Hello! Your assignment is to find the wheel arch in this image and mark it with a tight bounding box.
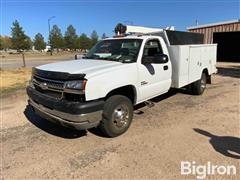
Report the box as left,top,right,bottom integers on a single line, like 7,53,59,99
104,85,137,105
202,68,211,84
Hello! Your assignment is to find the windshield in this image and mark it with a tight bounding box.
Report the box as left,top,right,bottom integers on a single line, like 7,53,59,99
84,39,142,63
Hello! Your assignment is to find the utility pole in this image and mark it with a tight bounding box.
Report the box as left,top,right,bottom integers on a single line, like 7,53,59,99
48,16,55,55
195,20,199,26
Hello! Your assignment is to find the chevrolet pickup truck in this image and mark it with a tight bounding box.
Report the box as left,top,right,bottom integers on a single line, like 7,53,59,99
27,25,217,137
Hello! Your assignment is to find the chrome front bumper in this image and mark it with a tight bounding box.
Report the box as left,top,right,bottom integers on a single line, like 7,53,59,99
29,99,102,130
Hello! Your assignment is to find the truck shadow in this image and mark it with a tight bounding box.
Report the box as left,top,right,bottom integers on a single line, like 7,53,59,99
194,128,240,159
90,89,187,137
24,88,189,139
24,105,87,139
134,88,188,114
217,66,240,78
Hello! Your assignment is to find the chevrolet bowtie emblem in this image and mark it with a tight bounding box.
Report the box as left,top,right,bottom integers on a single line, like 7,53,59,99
39,82,48,90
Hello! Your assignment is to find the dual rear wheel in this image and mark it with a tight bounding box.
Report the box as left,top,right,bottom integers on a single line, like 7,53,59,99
189,73,207,95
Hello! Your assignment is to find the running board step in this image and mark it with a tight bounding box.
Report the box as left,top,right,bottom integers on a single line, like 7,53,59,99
144,100,155,108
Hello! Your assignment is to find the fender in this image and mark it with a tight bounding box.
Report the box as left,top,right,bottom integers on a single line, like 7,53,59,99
85,63,139,101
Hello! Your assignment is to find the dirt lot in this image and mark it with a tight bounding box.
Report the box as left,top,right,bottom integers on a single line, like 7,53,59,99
1,62,239,179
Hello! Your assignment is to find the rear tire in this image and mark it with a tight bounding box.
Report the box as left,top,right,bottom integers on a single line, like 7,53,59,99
99,95,133,137
192,73,207,95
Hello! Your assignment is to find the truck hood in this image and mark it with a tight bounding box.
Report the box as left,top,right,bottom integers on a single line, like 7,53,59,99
36,59,123,78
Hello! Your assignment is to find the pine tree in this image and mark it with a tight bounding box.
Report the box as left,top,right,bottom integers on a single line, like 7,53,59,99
11,20,31,67
49,25,63,52
101,33,107,39
77,33,92,50
33,33,46,50
64,25,78,50
90,30,98,47
11,20,31,50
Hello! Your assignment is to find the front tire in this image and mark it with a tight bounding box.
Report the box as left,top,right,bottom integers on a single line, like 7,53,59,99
192,73,207,95
99,95,133,137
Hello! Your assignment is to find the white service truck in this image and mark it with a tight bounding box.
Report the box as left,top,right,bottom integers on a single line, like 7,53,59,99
27,24,217,137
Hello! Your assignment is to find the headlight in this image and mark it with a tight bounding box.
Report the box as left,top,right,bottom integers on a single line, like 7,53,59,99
64,80,87,90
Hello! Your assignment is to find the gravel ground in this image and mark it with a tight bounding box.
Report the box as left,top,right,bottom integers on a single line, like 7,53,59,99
1,62,239,179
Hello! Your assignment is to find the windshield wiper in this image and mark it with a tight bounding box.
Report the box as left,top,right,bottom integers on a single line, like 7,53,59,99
83,55,122,62
82,54,100,59
82,56,91,59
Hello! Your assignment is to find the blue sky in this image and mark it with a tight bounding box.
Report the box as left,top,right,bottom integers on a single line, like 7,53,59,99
1,0,239,40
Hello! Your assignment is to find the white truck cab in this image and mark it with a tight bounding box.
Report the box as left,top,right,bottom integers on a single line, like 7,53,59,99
27,24,217,137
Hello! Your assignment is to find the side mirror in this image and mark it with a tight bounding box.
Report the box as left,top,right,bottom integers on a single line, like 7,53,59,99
154,54,169,64
142,54,169,64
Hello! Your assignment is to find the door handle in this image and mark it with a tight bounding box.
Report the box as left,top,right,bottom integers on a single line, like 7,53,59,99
163,65,168,70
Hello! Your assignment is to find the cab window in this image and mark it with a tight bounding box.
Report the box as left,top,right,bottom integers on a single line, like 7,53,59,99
143,39,163,57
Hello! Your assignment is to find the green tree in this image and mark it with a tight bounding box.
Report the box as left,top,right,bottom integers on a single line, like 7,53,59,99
0,36,12,50
11,20,31,50
64,25,78,50
11,20,31,67
49,25,63,52
77,33,91,50
25,36,32,48
0,38,2,50
101,33,107,39
90,30,98,47
33,33,46,50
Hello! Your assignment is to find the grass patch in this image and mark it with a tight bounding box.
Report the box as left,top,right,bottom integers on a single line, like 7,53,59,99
1,82,28,94
0,68,32,94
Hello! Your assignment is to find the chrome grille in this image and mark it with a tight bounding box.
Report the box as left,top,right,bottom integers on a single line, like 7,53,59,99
33,75,65,92
32,75,85,101
33,75,65,99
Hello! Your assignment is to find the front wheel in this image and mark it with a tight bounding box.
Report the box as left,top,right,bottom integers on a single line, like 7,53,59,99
99,95,133,137
192,73,207,95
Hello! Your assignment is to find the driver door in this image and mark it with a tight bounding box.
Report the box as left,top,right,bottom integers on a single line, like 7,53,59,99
138,38,172,102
